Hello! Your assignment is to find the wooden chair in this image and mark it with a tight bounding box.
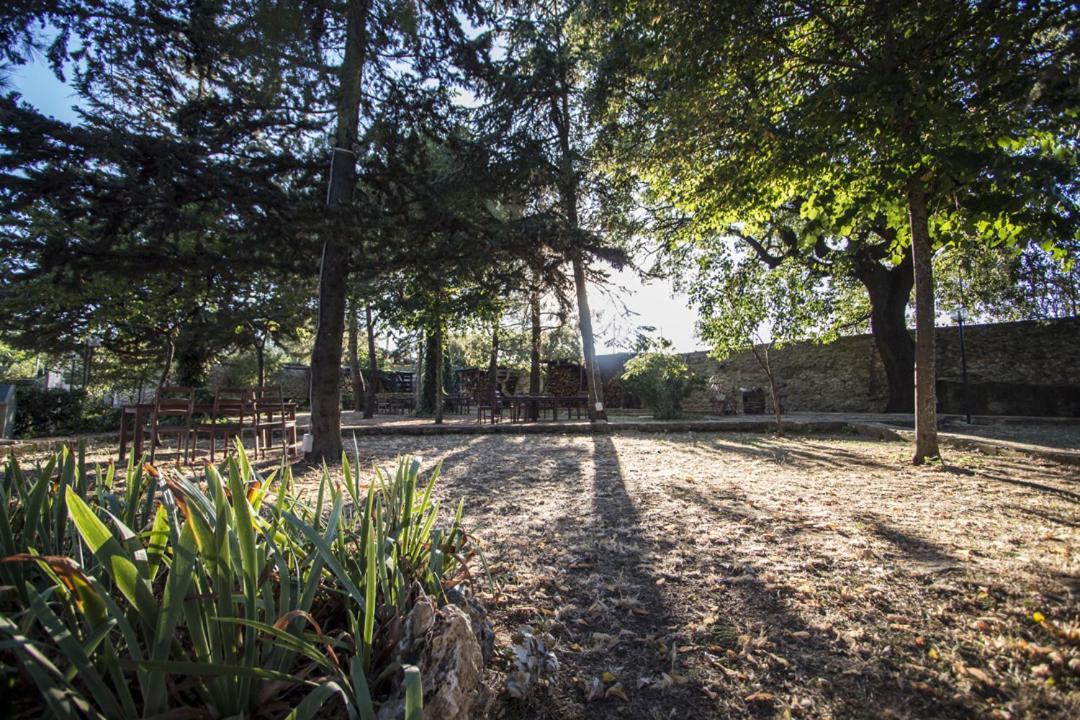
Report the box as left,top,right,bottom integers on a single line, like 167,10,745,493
194,388,253,463
253,385,297,459
149,386,195,464
477,392,504,424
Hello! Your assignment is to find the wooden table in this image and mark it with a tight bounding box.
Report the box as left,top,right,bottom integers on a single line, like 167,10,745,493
118,402,297,462
510,394,589,422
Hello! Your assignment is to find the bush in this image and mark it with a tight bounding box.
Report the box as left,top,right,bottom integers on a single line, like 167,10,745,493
10,384,122,438
11,384,86,438
0,443,478,718
621,346,695,419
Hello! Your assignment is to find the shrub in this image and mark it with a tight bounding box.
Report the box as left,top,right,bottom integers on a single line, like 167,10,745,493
10,384,122,438
0,442,476,719
11,384,86,438
621,346,694,419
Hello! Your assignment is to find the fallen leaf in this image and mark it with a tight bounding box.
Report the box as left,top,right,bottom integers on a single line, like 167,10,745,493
744,691,775,703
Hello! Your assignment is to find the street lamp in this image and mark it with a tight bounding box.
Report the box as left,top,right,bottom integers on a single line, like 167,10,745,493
953,308,971,424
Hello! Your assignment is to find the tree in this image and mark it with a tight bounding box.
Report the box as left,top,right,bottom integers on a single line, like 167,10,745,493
653,204,918,411
366,123,561,423
621,338,693,420
1,1,326,393
306,0,491,457
595,0,1080,462
478,0,630,421
694,259,834,437
936,240,1080,322
309,0,369,460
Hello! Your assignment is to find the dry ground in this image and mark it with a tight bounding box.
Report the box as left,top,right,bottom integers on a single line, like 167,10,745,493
16,430,1078,718
298,431,1080,720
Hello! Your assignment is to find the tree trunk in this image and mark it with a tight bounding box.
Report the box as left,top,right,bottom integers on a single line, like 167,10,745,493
487,325,499,408
552,82,606,421
855,249,916,413
907,177,941,463
157,339,175,391
572,256,606,420
434,310,444,425
529,286,542,395
753,343,784,437
348,303,363,412
256,342,266,388
420,329,438,415
308,0,369,462
364,302,377,418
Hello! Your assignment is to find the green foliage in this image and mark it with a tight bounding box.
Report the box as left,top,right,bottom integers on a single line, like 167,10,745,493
0,442,477,718
10,383,122,439
936,241,1080,322
621,340,694,419
598,0,1078,250
11,385,83,438
0,342,39,379
693,259,835,362
593,0,1080,352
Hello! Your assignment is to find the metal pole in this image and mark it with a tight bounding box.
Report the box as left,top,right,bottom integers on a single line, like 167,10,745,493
957,315,971,424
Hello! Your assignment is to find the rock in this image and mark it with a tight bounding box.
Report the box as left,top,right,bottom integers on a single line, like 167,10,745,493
420,604,485,720
404,594,437,655
375,698,405,720
446,586,495,665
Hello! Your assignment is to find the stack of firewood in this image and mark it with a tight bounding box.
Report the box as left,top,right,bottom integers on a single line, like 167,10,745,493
545,362,583,396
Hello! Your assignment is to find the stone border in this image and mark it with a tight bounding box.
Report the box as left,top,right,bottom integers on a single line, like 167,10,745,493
1,431,116,458
336,418,855,436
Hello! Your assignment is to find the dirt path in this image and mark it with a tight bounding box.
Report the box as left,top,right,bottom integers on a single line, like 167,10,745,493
294,431,1079,720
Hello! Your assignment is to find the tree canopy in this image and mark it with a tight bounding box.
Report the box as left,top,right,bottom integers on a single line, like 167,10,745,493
0,0,1076,463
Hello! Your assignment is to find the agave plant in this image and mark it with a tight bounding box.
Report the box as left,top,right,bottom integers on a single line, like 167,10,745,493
0,440,469,720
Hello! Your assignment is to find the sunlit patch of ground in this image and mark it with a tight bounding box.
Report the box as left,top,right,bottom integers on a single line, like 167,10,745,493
292,431,1079,720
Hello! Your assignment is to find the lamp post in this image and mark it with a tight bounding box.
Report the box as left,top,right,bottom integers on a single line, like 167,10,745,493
953,309,971,424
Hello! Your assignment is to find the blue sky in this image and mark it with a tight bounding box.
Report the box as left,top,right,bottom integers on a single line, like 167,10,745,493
9,59,705,354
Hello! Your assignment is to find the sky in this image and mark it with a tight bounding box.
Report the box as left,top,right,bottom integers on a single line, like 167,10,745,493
9,61,706,354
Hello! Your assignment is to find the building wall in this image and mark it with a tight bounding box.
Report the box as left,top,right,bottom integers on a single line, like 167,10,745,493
598,317,1080,415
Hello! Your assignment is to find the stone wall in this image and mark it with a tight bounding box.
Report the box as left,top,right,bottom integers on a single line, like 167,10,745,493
597,317,1080,416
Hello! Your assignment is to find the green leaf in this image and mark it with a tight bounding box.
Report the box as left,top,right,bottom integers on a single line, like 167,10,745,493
65,487,158,627
403,664,423,720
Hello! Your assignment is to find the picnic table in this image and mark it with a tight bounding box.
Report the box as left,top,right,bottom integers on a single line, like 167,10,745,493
118,401,297,462
509,394,589,422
